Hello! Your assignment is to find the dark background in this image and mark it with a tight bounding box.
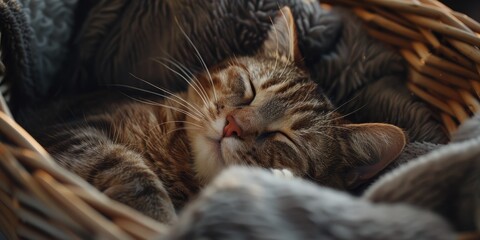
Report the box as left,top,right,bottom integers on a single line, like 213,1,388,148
442,0,480,21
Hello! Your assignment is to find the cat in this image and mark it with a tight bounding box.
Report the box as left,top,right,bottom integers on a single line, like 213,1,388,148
22,7,406,224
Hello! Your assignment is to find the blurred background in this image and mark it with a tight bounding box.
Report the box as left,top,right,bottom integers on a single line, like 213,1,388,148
442,0,480,21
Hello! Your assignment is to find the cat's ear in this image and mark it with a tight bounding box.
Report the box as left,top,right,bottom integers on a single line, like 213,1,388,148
343,123,406,189
262,7,303,65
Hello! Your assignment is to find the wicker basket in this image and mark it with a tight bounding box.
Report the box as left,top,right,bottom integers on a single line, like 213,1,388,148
1,0,480,239
324,0,480,137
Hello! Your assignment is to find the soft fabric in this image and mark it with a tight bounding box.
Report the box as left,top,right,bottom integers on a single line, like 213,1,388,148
0,0,36,108
56,0,335,93
162,167,455,240
18,0,78,94
0,0,79,111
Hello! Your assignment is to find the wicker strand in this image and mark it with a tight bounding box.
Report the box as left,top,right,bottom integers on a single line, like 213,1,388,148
0,112,53,164
355,8,426,41
325,0,480,132
4,143,168,239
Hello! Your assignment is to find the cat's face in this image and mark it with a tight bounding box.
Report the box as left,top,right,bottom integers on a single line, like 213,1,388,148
186,53,330,181
184,7,405,189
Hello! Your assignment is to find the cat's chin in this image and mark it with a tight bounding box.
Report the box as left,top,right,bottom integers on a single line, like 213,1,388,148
191,134,228,183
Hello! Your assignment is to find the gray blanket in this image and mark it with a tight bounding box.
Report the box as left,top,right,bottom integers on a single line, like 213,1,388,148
0,0,78,111
0,0,37,109
161,115,480,239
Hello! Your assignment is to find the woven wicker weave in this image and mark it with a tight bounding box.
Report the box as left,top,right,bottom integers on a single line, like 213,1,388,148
324,0,480,137
1,0,480,239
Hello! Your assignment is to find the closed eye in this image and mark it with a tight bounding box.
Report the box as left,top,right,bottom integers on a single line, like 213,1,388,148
247,78,256,105
230,71,256,107
257,131,276,141
257,131,300,154
239,78,255,106
257,131,293,143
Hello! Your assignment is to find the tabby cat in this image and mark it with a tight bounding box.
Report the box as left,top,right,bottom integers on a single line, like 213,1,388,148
25,8,405,223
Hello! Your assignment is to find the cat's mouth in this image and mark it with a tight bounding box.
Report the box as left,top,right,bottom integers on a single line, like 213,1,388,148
206,135,241,166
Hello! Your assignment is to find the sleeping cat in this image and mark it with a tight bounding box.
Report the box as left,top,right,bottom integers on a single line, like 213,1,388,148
22,7,406,223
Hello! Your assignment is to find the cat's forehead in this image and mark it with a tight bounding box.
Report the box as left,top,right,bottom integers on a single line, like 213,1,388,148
237,55,293,79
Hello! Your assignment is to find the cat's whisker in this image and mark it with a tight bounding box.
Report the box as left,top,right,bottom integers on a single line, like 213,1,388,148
324,103,367,124
190,77,212,105
152,57,193,84
156,53,212,105
155,120,204,130
112,83,205,120
323,94,362,119
158,57,191,79
174,17,218,102
150,59,211,109
127,75,206,119
154,57,212,106
126,95,202,121
165,127,201,136
169,58,211,104
141,98,202,122
191,77,214,107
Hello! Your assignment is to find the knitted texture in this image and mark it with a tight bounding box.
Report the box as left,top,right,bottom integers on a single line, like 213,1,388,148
18,0,78,96
0,0,36,109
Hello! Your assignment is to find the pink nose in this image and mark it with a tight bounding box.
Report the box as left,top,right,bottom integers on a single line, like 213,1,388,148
223,114,242,137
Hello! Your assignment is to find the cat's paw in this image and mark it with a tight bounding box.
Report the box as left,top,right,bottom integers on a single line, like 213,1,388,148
104,182,177,224
270,169,294,179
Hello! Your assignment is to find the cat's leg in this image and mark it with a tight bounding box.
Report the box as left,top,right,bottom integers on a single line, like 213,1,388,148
46,127,177,224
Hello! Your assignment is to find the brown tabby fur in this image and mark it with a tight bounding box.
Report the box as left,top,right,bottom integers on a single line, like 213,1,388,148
25,8,405,223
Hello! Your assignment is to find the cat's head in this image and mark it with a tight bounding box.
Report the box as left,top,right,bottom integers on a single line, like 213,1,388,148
184,7,406,189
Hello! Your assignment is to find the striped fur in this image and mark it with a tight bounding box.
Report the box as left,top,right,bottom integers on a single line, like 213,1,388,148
26,8,406,223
